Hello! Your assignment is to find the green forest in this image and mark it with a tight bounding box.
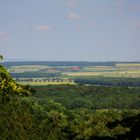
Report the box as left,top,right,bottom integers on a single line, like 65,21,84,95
74,77,140,87
0,58,140,140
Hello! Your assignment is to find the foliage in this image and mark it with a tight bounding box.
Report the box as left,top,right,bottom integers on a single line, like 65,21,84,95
0,55,3,60
0,59,140,139
32,85,140,109
74,77,140,87
10,72,61,78
0,63,31,97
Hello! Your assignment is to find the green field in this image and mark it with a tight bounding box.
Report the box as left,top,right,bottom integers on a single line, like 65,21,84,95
63,70,140,78
116,63,140,68
8,65,50,73
19,81,76,86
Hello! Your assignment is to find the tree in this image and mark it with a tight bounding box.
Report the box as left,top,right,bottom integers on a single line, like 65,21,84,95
0,56,31,100
0,55,3,60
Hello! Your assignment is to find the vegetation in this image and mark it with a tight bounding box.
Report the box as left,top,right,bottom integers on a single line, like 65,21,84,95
11,72,61,78
32,85,140,109
74,77,140,87
0,58,140,139
18,81,75,86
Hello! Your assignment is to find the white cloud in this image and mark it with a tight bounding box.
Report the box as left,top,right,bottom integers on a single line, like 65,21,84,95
34,25,51,31
66,13,79,19
66,2,78,8
0,32,8,40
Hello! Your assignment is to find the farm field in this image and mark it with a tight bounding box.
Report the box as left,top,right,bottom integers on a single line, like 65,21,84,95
8,65,50,73
63,70,140,78
116,63,140,68
19,81,75,86
2,61,140,86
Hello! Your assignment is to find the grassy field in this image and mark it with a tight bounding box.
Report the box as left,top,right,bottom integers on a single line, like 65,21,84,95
63,70,140,78
62,72,102,76
8,65,50,73
116,63,140,68
19,81,76,86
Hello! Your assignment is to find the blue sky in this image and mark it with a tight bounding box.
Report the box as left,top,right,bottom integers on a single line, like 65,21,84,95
0,0,140,61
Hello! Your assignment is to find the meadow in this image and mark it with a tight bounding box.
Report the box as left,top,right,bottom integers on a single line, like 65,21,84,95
63,70,140,78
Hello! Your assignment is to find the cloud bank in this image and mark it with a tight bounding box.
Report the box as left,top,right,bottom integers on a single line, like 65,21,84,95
66,13,79,19
34,25,51,31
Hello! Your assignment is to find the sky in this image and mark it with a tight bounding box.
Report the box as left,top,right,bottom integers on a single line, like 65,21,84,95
0,0,140,61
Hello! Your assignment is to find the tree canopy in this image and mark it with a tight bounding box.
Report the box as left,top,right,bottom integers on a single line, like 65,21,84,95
0,57,140,140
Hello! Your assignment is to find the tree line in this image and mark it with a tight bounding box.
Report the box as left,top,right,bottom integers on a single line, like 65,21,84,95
74,77,140,87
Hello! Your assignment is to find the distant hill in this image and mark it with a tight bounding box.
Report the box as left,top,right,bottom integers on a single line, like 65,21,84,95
1,58,30,62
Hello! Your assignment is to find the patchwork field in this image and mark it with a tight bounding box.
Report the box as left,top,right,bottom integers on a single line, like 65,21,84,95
3,62,140,85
